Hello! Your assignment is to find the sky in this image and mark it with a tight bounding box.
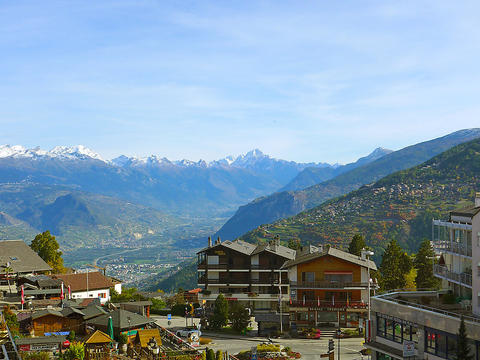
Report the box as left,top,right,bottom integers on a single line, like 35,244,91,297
1,1,479,164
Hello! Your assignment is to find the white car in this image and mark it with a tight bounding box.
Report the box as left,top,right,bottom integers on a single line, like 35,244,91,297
176,328,202,340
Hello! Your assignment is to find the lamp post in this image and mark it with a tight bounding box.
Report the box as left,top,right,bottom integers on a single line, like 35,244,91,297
361,249,374,321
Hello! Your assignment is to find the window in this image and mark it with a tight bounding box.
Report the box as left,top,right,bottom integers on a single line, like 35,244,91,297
385,319,394,340
302,272,315,283
324,273,353,283
425,327,458,359
377,316,385,337
377,313,418,344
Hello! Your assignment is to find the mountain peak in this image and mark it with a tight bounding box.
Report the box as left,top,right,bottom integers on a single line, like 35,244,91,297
0,144,103,161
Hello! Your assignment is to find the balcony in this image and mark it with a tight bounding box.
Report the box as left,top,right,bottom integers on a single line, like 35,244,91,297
198,292,290,302
434,264,472,287
197,263,228,270
432,241,472,257
290,281,370,289
290,300,367,309
198,277,250,285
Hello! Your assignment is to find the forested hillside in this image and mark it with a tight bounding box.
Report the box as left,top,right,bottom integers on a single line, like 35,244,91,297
239,137,480,259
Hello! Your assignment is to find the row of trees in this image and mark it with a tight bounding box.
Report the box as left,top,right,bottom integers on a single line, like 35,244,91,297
347,234,439,291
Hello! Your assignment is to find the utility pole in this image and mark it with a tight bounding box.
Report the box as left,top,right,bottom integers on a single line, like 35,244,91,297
279,272,283,334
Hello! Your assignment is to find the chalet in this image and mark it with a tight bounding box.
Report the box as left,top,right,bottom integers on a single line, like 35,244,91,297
197,237,294,315
53,271,118,304
0,240,52,294
282,245,377,329
86,309,154,337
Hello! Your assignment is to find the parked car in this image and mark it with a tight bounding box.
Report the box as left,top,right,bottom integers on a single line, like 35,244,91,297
175,328,202,340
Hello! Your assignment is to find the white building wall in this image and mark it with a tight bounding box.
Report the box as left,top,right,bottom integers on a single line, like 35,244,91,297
472,212,480,315
288,266,297,283
114,283,122,295
70,288,110,304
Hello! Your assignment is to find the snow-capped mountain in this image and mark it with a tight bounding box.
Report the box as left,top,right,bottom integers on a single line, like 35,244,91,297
0,144,103,161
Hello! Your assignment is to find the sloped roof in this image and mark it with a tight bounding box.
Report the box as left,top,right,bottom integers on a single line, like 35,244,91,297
53,272,114,292
32,308,64,320
21,274,61,288
450,206,480,218
135,328,162,347
82,304,108,320
61,307,85,317
86,309,153,329
197,239,256,255
282,246,377,270
251,242,296,259
0,240,52,273
85,330,112,344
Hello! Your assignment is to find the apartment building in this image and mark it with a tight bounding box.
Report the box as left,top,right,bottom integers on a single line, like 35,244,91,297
197,237,294,315
282,245,376,330
366,193,480,359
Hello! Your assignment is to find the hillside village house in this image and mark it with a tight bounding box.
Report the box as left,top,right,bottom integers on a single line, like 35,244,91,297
0,240,52,294
197,236,378,334
283,245,376,330
197,237,293,319
366,192,480,359
53,271,120,304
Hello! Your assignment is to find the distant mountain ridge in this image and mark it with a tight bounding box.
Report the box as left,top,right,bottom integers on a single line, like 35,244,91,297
281,147,393,192
215,129,480,241
239,136,480,258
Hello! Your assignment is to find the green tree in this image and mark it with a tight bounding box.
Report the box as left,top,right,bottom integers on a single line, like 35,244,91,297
209,294,229,330
229,301,250,332
287,238,301,250
30,231,65,273
414,239,440,289
456,316,474,360
348,234,366,256
61,341,85,360
2,305,19,336
379,239,413,290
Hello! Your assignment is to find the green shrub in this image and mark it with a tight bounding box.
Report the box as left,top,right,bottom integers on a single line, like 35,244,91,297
216,350,223,360
257,344,280,352
67,330,75,341
442,292,457,304
206,348,215,360
118,333,129,345
22,352,49,360
61,341,85,360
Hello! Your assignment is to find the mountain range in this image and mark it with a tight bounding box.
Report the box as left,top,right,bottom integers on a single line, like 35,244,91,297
239,136,480,260
0,146,340,249
215,129,480,241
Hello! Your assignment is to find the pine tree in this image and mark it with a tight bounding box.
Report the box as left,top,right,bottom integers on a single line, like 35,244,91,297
209,294,229,330
30,230,65,273
379,239,412,290
414,239,440,289
229,301,250,332
457,316,474,360
348,234,366,256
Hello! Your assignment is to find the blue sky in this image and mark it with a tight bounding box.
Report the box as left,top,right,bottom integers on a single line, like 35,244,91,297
1,1,479,163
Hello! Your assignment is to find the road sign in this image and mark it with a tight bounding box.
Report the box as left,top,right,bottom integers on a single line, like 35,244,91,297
403,340,415,357
167,314,172,320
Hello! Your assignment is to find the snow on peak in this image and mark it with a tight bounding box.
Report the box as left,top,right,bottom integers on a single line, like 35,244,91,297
0,144,104,161
49,145,104,160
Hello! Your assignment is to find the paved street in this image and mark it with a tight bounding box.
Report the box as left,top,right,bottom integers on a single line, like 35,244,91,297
152,316,367,360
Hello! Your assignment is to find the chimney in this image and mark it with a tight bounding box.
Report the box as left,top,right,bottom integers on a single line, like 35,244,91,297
476,192,480,208
208,236,212,248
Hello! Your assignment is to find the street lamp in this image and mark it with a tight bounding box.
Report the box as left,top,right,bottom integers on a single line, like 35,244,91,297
361,249,374,321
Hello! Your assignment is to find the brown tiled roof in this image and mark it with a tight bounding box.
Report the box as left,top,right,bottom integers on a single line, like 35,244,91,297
53,272,113,292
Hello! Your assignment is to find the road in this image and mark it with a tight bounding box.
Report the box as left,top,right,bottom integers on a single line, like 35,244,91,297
152,316,367,360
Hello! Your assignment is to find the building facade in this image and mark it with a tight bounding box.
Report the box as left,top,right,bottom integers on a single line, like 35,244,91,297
283,245,376,329
197,238,294,316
